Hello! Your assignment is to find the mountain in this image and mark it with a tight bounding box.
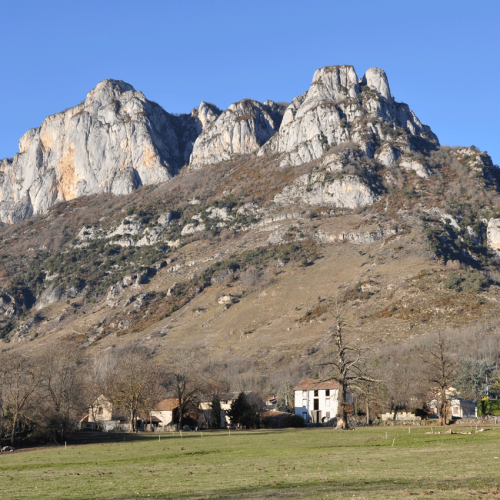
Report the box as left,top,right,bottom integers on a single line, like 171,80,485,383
0,80,199,224
1,64,500,371
0,65,438,224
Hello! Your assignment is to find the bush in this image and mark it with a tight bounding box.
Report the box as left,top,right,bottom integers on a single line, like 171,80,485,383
444,270,488,293
477,400,500,416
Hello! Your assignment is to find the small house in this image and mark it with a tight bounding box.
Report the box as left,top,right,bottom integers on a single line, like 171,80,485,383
83,394,130,431
294,379,353,423
428,395,477,419
150,398,179,428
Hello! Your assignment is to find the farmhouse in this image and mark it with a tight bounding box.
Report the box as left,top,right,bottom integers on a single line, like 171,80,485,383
150,398,179,427
294,380,353,423
81,394,130,431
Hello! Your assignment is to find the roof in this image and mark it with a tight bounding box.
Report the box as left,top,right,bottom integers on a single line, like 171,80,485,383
154,398,179,411
294,379,339,391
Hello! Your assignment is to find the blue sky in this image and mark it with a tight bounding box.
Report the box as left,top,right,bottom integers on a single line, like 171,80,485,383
1,0,499,165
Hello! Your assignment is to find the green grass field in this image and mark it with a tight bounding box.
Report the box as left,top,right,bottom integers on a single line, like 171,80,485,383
1,426,499,499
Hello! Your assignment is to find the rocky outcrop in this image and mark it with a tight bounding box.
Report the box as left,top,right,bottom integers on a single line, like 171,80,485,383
0,80,200,224
189,99,284,168
36,283,79,310
259,65,438,167
316,227,397,245
274,172,378,209
487,218,500,255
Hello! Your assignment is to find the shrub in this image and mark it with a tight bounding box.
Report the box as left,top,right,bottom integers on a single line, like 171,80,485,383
444,271,488,293
477,400,500,416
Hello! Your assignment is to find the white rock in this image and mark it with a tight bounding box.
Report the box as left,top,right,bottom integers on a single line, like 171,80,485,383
0,80,199,223
487,218,500,255
181,222,206,235
189,99,283,168
376,144,400,167
399,157,430,178
274,172,378,209
259,65,438,167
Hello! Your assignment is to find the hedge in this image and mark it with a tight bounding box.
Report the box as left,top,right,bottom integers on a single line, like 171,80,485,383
477,400,500,416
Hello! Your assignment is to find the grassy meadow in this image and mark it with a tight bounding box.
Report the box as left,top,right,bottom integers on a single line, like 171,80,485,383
1,426,500,499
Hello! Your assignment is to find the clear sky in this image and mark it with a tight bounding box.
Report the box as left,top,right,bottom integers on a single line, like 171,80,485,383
0,0,499,165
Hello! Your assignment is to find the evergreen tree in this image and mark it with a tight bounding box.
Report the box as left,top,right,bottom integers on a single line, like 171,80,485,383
454,359,497,401
209,395,222,429
227,392,251,426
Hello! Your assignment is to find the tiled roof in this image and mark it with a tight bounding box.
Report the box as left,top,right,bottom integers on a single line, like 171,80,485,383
294,379,339,391
154,398,179,411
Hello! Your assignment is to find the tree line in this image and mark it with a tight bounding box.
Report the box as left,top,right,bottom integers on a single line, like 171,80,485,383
1,309,499,445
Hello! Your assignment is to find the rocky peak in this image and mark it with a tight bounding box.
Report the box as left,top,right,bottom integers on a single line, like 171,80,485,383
85,79,136,107
189,98,284,169
361,67,392,101
195,101,222,132
0,79,195,224
259,64,438,167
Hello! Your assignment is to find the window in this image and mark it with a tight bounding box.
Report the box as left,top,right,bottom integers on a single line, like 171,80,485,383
303,399,307,407
302,412,308,421
98,407,103,415
302,390,307,398
326,412,330,419
325,398,330,407
325,389,330,397
314,390,318,397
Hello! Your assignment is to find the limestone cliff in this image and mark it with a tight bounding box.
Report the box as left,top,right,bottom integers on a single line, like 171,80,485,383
189,99,284,168
258,65,439,167
0,80,198,223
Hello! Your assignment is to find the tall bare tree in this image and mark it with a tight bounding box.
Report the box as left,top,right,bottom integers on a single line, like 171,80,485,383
321,301,377,430
421,332,456,426
0,353,41,444
163,351,202,430
36,343,84,441
108,346,160,432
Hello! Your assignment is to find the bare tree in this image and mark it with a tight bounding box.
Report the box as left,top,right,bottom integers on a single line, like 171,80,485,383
321,301,377,430
421,332,456,426
35,343,85,441
163,351,203,431
198,367,230,429
276,381,294,413
108,346,160,432
84,350,118,402
356,371,386,425
0,353,41,444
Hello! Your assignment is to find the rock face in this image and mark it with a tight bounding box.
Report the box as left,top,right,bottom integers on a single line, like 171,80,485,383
487,219,500,255
0,65,440,224
189,99,284,168
274,172,378,209
259,65,438,167
0,80,200,224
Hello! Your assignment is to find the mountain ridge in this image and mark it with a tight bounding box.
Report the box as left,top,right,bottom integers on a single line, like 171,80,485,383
0,65,441,224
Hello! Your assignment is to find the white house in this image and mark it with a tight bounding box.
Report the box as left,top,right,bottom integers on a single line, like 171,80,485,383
428,395,477,419
294,380,353,423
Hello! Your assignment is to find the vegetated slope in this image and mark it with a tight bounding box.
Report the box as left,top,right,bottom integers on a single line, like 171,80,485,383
1,140,500,369
1,64,500,369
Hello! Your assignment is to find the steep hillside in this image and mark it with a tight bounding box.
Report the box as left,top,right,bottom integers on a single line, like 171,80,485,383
1,64,500,372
